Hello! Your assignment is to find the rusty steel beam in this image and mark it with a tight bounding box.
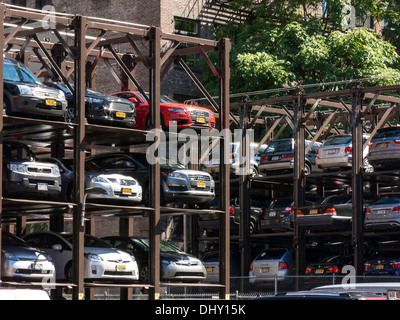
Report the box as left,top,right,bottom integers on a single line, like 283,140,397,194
148,27,161,301
72,15,87,301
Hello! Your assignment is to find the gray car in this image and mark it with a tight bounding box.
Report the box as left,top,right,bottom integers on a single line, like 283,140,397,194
1,231,55,282
316,134,373,172
367,127,400,170
258,139,321,175
4,58,67,119
364,193,400,230
249,248,295,287
3,141,61,199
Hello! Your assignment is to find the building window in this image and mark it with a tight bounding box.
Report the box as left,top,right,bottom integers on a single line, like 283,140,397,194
11,0,27,6
174,17,199,36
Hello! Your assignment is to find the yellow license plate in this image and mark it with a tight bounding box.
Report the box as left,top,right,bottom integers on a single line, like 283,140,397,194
122,188,132,195
261,267,269,273
206,267,213,272
310,209,318,214
376,264,384,269
116,264,126,271
196,117,206,123
116,111,126,118
315,269,324,274
380,143,388,148
197,182,206,188
46,99,57,106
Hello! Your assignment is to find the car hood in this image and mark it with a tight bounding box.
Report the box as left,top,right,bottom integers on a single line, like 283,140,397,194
84,247,132,260
3,245,49,261
161,103,212,113
160,251,201,263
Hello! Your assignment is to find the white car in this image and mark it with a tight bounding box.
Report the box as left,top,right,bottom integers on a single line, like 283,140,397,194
23,232,139,282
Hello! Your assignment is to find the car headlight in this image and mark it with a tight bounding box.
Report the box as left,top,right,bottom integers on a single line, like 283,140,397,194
58,90,65,101
17,85,33,96
168,172,187,180
8,163,28,173
53,166,60,175
84,253,103,261
168,108,186,114
1,250,19,261
130,255,136,262
162,259,177,265
88,175,108,183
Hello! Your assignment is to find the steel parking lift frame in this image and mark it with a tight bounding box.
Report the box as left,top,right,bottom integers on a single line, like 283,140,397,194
225,81,400,289
0,3,231,300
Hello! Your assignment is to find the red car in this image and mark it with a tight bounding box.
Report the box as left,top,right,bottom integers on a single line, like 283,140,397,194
111,91,216,130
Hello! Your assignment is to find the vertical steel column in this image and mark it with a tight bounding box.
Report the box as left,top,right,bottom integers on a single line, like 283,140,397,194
351,89,364,276
293,91,306,290
72,15,87,301
239,104,251,292
218,38,231,300
120,217,134,300
148,27,161,300
0,4,5,284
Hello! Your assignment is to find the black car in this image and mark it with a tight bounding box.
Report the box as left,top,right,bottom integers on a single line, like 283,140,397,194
4,58,67,119
364,248,400,278
85,152,215,207
230,197,269,234
3,141,61,199
44,81,135,127
259,197,314,231
102,236,206,283
305,254,354,289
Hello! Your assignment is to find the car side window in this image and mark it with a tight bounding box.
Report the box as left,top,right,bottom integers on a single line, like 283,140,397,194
46,234,69,251
25,235,45,248
94,156,136,170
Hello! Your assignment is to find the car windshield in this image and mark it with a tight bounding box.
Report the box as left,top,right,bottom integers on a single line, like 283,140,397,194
131,238,183,253
61,234,114,248
132,153,185,169
4,60,42,85
264,140,292,153
371,195,400,205
271,198,293,207
322,136,352,146
374,129,400,139
370,249,400,260
2,232,30,247
4,142,36,161
256,249,287,260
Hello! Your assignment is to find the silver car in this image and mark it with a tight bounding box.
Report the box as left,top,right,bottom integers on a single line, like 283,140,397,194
1,231,55,282
367,127,400,170
23,232,139,282
364,193,400,230
249,248,295,287
316,134,372,172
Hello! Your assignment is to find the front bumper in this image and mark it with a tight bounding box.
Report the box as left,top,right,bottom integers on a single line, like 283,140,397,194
87,182,142,203
13,95,67,117
1,259,55,281
84,259,139,281
162,261,206,282
5,172,61,196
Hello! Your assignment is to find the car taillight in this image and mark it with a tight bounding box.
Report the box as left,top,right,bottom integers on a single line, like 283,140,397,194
365,208,372,215
230,153,236,159
285,207,294,214
364,263,371,271
229,206,235,214
345,147,352,153
393,206,400,214
250,263,253,271
391,262,400,269
278,262,290,270
324,208,337,215
393,140,400,145
282,153,293,159
297,210,303,216
305,267,312,274
316,149,319,155
260,155,267,162
327,266,340,274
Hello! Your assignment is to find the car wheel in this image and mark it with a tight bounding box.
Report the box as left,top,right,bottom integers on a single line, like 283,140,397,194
3,97,13,116
304,163,311,175
143,184,165,207
250,166,259,177
139,265,149,283
64,106,75,123
363,158,374,173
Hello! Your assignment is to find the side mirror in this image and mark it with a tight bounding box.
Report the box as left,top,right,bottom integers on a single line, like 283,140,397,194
52,244,63,251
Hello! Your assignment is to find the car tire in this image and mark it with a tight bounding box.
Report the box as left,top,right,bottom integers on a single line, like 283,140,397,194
363,158,374,173
139,265,149,283
304,163,311,175
251,166,259,177
64,106,75,123
3,96,14,116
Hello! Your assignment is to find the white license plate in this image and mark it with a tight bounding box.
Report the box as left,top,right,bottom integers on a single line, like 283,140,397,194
376,209,388,215
38,183,48,191
271,156,280,161
269,211,276,217
326,149,338,155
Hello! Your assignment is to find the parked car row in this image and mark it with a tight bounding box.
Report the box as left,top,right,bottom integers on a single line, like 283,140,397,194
1,230,207,284
1,140,216,207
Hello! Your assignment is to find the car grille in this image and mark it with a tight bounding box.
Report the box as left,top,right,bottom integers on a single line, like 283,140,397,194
29,179,55,186
15,269,51,274
188,174,211,191
32,89,60,100
174,272,205,277
111,102,133,112
104,271,135,276
189,109,210,124
187,174,211,181
27,167,53,174
107,178,136,186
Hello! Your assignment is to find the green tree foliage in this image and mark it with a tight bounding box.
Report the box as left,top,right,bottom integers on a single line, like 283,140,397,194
201,0,400,95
